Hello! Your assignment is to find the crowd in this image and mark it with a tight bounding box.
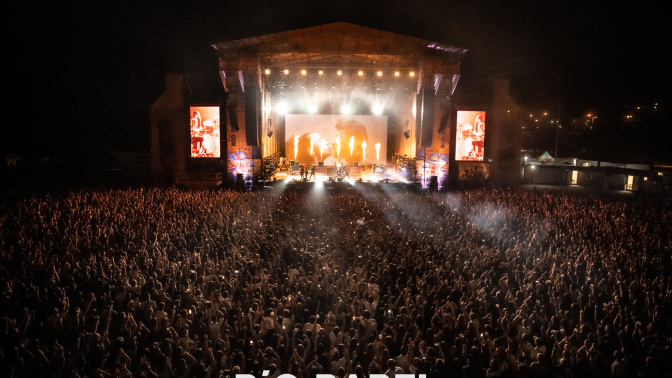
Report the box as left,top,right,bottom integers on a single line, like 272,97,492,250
0,186,670,377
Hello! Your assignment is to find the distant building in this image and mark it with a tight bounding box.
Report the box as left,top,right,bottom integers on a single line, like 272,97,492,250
521,156,672,195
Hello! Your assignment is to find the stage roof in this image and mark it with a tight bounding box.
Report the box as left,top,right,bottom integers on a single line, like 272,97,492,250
212,22,467,97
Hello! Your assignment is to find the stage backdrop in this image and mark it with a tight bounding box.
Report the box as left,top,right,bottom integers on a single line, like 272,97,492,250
455,110,485,161
285,114,388,166
189,106,221,158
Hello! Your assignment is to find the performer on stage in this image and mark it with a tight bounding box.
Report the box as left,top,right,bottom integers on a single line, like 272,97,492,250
335,160,349,180
191,111,204,155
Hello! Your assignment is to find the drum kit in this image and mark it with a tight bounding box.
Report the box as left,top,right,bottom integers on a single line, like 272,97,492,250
334,158,349,181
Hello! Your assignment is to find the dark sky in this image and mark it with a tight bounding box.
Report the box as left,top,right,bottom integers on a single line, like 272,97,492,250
4,1,668,156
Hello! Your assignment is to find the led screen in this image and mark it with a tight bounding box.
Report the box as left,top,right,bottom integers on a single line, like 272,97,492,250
285,115,388,166
455,110,485,161
190,106,220,158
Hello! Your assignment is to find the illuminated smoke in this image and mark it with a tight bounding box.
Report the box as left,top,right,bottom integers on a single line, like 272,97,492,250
294,135,299,160
362,140,367,162
349,136,355,156
310,134,315,156
336,135,340,158
375,142,380,161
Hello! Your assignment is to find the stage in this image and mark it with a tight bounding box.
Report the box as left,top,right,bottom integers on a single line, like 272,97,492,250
225,161,445,192
257,176,425,193
272,163,390,182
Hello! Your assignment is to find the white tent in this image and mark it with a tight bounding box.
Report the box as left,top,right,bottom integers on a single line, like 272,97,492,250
537,151,554,164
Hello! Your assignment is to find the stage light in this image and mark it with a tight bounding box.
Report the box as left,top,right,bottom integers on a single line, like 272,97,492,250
340,103,353,114
394,71,400,77
337,70,342,76
377,71,383,77
404,131,410,139
276,102,289,114
409,71,415,77
307,103,318,114
301,69,307,75
372,101,384,115
265,69,271,75
358,71,363,76
284,69,289,75
318,70,323,75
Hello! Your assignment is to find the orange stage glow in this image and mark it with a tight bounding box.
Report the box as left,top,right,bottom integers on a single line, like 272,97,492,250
375,142,380,161
335,135,341,158
320,138,327,159
284,114,388,165
361,140,367,162
309,134,315,156
294,135,299,160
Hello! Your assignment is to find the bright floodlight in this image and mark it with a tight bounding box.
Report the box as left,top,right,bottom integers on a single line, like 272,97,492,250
265,69,271,75
372,101,384,115
276,102,289,115
340,103,353,114
284,69,289,75
312,178,325,194
301,69,307,75
337,70,342,76
307,103,318,114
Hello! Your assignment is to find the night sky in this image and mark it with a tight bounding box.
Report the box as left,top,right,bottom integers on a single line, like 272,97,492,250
4,1,669,159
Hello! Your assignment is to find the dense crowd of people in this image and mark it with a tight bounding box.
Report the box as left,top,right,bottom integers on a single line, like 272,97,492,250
0,186,670,377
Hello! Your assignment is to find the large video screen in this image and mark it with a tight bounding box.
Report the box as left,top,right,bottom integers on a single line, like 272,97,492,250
190,106,220,158
455,110,485,161
285,114,388,166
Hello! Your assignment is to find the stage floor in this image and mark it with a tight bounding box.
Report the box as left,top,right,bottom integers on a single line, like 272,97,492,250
272,165,394,183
